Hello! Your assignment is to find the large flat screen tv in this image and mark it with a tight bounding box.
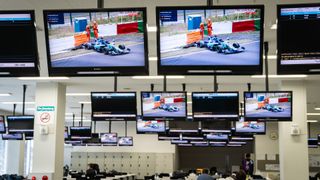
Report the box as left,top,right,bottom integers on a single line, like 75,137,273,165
141,92,187,120
118,136,133,146
308,138,318,148
192,92,239,120
0,11,39,77
244,91,292,121
91,92,137,121
0,116,5,133
235,121,266,134
100,133,118,146
7,116,34,133
136,119,166,134
70,126,92,140
277,4,320,74
25,132,34,140
2,133,23,140
43,8,148,76
157,5,264,75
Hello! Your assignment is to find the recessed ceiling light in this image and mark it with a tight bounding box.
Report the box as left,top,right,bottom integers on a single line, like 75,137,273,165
132,76,185,80
251,75,307,78
315,108,320,111
307,113,320,116
18,77,69,80
2,101,35,105
0,93,12,96
78,101,91,104
307,120,318,123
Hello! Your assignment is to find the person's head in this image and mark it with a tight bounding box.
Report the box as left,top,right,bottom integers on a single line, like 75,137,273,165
202,169,209,174
210,167,217,174
245,153,251,160
236,170,247,180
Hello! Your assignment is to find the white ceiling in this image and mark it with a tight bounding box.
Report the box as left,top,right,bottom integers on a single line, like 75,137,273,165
0,0,319,123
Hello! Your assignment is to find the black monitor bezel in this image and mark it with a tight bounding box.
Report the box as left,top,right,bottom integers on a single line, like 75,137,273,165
118,136,133,146
277,3,320,75
91,92,137,121
234,121,266,135
192,91,239,121
136,119,166,134
156,5,264,75
6,115,34,133
0,10,39,77
100,132,118,145
243,91,293,121
70,126,92,140
140,91,188,120
0,115,6,133
43,8,149,77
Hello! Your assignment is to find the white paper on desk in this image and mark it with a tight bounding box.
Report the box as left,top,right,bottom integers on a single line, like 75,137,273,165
265,164,279,171
256,154,266,160
267,154,276,161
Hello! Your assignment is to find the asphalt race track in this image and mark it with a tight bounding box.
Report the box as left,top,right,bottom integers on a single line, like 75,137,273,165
144,103,186,117
52,44,145,67
161,41,260,66
246,102,291,118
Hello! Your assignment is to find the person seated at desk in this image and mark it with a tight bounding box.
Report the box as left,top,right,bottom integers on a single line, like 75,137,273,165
197,169,214,180
86,163,97,179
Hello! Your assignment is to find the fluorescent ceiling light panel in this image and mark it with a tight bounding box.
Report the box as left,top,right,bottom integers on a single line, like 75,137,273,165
2,101,35,105
132,76,185,79
66,93,90,96
251,75,307,78
0,93,11,96
18,77,69,80
315,108,320,111
307,113,320,116
78,101,91,104
307,120,318,123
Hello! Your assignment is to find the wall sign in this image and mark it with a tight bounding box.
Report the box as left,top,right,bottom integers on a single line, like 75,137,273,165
36,106,55,125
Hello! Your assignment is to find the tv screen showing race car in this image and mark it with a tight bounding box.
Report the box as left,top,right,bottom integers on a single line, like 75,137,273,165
244,91,292,121
43,8,148,76
91,92,137,121
0,116,5,133
141,92,187,120
100,133,118,145
278,4,320,74
235,121,266,134
0,11,39,77
118,136,133,146
136,119,166,134
192,92,239,120
157,6,264,75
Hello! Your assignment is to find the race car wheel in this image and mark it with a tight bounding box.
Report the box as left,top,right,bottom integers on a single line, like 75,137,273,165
119,45,126,50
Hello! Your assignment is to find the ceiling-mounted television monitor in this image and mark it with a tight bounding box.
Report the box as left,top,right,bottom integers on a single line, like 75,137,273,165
136,119,166,134
158,134,180,141
235,121,266,135
0,11,39,77
91,92,137,121
100,133,117,146
209,142,227,147
70,126,92,140
0,116,5,133
43,8,148,76
7,116,34,133
118,136,133,146
244,91,293,121
141,92,187,120
171,140,189,144
191,141,209,147
205,133,229,141
308,138,318,148
192,92,239,120
2,133,23,140
157,5,264,75
25,132,33,140
277,4,320,74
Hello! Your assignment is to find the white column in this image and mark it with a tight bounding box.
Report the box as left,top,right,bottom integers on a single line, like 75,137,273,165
5,141,25,175
279,81,309,180
31,83,66,179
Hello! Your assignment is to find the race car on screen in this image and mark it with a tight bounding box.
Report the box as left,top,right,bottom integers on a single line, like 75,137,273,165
242,122,261,129
143,121,160,129
262,104,284,112
159,104,180,112
216,40,245,54
197,35,224,51
82,38,131,56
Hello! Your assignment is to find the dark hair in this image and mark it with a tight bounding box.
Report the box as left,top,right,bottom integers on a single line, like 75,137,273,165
245,153,251,158
203,169,209,174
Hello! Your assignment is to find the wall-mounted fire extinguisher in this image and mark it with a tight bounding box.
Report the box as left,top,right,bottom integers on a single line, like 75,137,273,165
31,176,36,180
42,175,48,180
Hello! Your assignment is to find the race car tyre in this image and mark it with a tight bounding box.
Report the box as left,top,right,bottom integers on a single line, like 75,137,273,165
119,45,125,50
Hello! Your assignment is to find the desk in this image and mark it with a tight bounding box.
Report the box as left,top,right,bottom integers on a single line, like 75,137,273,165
102,174,136,180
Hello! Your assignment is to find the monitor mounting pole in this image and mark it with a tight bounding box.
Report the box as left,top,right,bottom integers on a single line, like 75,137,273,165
97,0,104,8
151,83,154,92
163,75,167,91
114,75,118,92
207,0,213,6
182,83,186,92
72,113,75,127
22,84,27,116
264,41,269,92
125,121,128,137
109,121,112,133
13,104,17,116
80,103,84,126
214,75,218,92
93,121,97,133
240,102,244,117
247,83,251,92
